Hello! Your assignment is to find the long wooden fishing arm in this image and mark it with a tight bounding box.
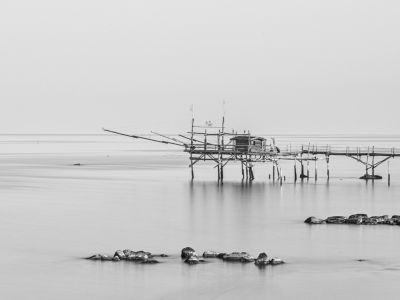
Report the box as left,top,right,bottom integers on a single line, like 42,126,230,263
103,128,185,147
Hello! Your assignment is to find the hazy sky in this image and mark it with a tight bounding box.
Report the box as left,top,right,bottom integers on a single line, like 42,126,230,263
1,0,399,134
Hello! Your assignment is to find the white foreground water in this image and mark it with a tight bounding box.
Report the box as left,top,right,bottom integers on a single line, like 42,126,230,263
1,134,400,299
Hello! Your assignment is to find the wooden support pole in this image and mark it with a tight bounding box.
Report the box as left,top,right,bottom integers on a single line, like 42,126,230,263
190,115,194,180
326,155,330,180
372,146,375,178
294,160,297,182
314,158,318,181
388,160,391,186
273,163,276,181
220,162,224,183
307,143,310,180
241,161,244,180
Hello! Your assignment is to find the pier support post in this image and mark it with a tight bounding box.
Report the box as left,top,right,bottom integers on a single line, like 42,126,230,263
388,160,391,186
241,161,244,180
326,156,330,180
273,164,276,181
249,167,254,181
221,164,224,183
314,159,317,181
294,160,297,182
300,161,305,180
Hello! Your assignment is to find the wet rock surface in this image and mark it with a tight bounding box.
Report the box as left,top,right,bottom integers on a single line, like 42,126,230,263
181,247,196,259
304,216,325,224
305,214,400,225
222,252,255,263
86,249,161,264
254,253,285,266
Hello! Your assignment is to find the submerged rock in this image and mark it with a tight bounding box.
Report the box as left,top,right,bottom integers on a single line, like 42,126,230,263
223,252,255,263
114,250,126,260
362,217,378,225
202,250,221,258
141,258,160,264
268,258,285,265
348,214,368,219
217,253,227,259
254,253,269,266
325,216,347,224
181,247,196,259
346,216,364,224
185,256,200,265
304,216,325,224
359,174,383,180
86,254,113,261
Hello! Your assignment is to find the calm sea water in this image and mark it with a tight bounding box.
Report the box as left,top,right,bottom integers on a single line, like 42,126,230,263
1,134,400,299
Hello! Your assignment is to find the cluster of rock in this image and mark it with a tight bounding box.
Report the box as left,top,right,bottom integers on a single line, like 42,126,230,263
86,247,285,267
181,247,284,266
305,214,400,225
86,249,167,264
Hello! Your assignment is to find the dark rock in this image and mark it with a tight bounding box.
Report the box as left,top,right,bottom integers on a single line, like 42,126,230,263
345,216,364,224
184,255,204,265
223,252,255,263
268,258,285,265
141,258,160,264
359,174,383,180
86,254,103,260
348,214,368,219
86,254,114,261
254,252,269,266
217,253,227,259
325,216,347,224
304,216,325,224
370,216,389,224
112,256,120,262
181,247,196,259
114,250,126,260
362,217,378,225
202,250,220,258
156,254,168,258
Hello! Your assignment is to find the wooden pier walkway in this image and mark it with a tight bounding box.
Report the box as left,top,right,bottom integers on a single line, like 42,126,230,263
104,117,400,185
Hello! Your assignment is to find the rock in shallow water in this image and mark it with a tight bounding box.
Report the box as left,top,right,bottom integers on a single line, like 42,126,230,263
269,258,285,265
86,254,114,261
181,247,196,259
222,252,255,263
254,253,269,266
202,250,220,258
325,216,347,224
254,253,285,266
304,216,325,224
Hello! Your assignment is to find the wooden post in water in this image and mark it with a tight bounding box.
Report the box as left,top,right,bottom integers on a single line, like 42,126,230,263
326,155,330,180
273,163,276,181
190,114,194,180
372,146,375,178
294,159,297,182
241,159,245,180
314,158,318,181
388,160,391,186
307,143,310,180
220,117,225,183
366,147,370,176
